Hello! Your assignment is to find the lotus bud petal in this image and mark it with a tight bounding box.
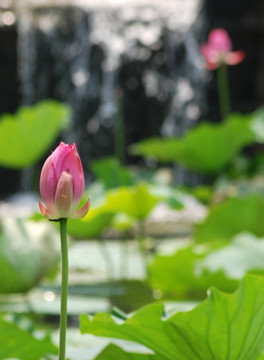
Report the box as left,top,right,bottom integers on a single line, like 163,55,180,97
39,142,90,220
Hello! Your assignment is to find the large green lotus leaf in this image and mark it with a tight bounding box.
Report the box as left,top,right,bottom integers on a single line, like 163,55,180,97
91,157,135,189
103,184,162,220
166,274,264,360
131,114,254,174
0,100,70,168
198,232,264,278
95,343,162,360
0,218,59,293
80,274,264,360
0,318,57,359
149,243,238,300
81,303,179,359
195,195,264,243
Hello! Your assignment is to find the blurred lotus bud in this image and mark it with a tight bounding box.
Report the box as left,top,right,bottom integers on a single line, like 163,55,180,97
200,28,245,70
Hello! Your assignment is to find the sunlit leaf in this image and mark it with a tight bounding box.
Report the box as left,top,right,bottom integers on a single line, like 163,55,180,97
104,184,160,220
0,100,70,168
0,318,57,360
80,275,264,360
257,355,264,360
132,114,254,174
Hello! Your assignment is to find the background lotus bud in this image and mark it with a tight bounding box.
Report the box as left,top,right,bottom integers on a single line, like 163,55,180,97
39,142,90,220
200,28,245,70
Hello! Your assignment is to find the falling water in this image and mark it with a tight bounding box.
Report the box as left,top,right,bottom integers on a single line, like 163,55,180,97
14,0,206,184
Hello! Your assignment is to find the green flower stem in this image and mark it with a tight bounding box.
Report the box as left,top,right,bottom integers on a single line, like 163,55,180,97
217,63,231,120
59,218,68,360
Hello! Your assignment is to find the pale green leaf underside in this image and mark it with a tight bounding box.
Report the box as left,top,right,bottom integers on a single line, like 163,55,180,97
198,232,264,278
0,218,59,293
81,274,264,360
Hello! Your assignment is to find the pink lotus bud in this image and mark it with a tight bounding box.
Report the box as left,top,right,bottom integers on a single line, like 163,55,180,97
200,28,245,70
39,142,90,220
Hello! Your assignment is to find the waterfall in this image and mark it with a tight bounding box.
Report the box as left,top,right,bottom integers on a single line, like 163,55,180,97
14,0,205,184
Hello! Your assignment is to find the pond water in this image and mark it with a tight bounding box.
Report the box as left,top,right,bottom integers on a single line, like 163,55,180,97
0,236,197,359
0,188,205,357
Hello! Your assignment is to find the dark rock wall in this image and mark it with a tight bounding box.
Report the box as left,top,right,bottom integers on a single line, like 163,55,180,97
0,22,20,113
0,20,21,196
